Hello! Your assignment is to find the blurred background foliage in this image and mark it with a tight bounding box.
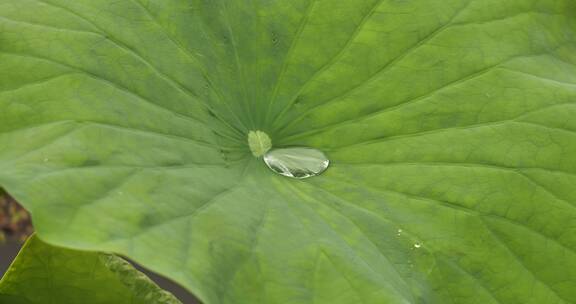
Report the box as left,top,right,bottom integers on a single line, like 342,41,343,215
0,190,33,243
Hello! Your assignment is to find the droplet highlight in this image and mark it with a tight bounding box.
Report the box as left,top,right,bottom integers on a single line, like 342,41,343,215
263,147,329,179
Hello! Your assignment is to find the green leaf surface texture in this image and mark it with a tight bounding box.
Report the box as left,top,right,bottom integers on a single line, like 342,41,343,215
0,235,181,304
0,0,575,303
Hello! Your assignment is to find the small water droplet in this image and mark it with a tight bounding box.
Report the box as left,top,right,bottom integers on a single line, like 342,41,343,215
413,243,421,249
397,229,403,236
264,147,329,179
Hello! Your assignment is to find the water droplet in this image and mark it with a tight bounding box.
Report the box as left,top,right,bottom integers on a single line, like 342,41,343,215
397,229,403,236
413,243,421,249
264,147,329,179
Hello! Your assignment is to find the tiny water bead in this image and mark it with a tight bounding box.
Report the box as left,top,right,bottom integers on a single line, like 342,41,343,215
247,130,330,179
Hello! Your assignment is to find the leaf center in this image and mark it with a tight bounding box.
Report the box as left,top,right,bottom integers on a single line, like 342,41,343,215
248,130,272,157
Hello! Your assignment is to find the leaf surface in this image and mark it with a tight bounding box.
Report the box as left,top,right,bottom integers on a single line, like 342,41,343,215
0,0,575,303
0,235,181,304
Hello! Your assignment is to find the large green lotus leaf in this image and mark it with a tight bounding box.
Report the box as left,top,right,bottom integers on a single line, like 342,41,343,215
0,235,181,303
0,0,575,303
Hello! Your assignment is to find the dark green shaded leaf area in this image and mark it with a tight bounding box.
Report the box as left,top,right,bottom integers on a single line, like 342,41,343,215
0,235,181,304
0,0,575,303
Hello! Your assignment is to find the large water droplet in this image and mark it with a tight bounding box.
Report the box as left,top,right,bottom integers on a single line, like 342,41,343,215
263,147,329,179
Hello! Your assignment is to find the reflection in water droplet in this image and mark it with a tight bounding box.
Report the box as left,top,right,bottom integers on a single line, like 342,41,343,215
413,243,421,248
263,147,329,179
